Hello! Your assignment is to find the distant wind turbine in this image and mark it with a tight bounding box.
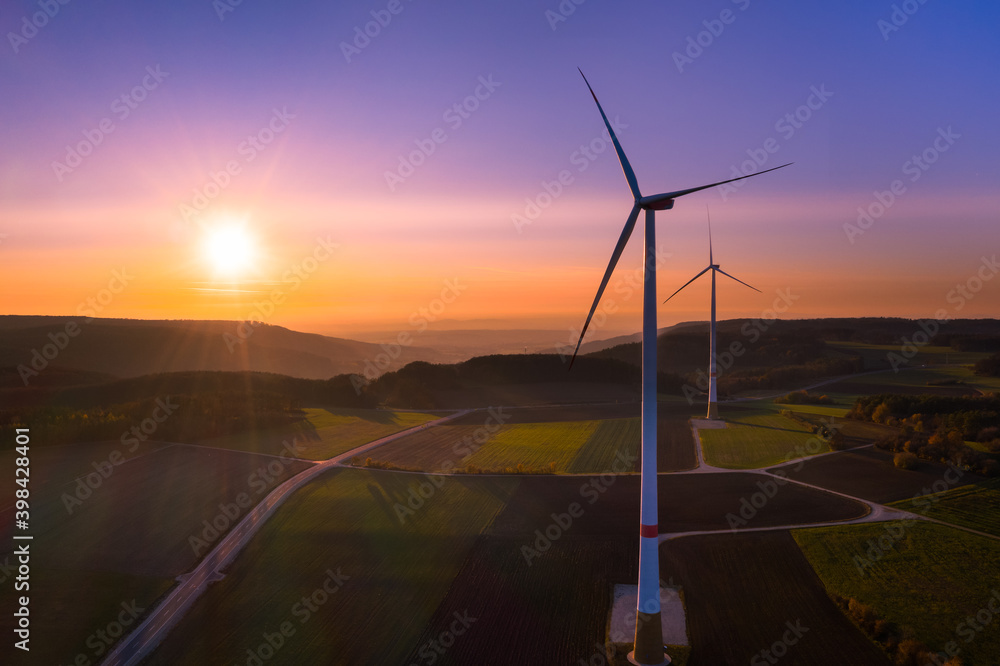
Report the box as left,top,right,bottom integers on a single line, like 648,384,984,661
569,69,790,666
664,210,760,420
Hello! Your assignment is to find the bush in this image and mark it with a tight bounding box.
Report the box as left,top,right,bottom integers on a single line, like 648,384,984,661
974,352,1000,377
894,452,919,470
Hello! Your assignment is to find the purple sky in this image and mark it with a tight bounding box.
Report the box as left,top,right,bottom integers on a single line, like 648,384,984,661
2,0,998,334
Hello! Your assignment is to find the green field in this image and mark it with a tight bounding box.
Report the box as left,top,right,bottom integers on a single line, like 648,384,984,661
825,341,987,370
794,521,1000,666
463,420,599,471
759,400,851,418
828,364,995,392
567,417,641,473
699,407,825,469
454,417,643,473
890,478,1000,538
196,407,439,459
144,468,518,665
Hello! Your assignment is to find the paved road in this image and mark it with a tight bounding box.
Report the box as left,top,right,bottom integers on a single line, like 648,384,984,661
101,409,472,666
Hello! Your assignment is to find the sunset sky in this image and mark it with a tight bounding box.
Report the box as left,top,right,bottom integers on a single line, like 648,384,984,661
2,0,998,340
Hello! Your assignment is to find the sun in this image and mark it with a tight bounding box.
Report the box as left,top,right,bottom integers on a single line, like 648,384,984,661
202,223,256,277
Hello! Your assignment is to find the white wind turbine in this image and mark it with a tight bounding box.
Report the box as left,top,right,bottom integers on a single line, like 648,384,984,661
568,69,789,666
663,210,760,420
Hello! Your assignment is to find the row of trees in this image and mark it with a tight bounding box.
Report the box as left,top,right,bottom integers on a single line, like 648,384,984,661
0,391,300,447
850,393,1000,476
832,594,963,666
872,427,998,477
849,394,1000,441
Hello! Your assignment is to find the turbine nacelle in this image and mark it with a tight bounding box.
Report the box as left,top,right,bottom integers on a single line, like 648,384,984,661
638,195,675,210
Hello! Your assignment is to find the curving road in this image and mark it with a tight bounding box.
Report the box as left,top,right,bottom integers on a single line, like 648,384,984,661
100,409,472,666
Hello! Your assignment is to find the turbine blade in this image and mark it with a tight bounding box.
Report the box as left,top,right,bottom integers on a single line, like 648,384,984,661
568,204,641,369
662,266,712,304
707,206,713,265
661,162,793,200
716,268,761,293
578,69,641,200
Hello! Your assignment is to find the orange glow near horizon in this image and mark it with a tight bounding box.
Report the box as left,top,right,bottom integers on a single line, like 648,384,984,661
3,189,999,338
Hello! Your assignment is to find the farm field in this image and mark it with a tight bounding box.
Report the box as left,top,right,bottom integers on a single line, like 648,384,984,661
660,531,889,665
756,397,852,418
657,403,699,472
430,381,641,408
0,442,311,666
825,341,986,370
144,468,518,665
445,402,640,425
139,468,868,665
194,406,439,459
794,521,1000,666
398,534,641,665
821,364,992,398
770,447,965,504
462,420,601,471
698,406,823,469
485,473,867,538
889,478,1000,538
362,402,695,473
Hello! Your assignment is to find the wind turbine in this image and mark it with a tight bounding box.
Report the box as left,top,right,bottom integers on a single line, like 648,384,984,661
569,70,789,666
664,210,760,420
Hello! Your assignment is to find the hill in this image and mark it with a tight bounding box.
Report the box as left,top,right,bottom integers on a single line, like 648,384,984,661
591,317,1000,396
0,315,446,383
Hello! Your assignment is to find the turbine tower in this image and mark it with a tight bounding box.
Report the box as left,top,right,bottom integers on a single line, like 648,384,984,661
568,70,789,666
664,210,760,420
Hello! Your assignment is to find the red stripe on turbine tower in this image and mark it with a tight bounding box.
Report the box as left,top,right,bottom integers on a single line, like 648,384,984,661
639,524,658,539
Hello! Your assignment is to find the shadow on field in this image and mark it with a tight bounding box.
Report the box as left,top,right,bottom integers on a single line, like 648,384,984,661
660,531,890,665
